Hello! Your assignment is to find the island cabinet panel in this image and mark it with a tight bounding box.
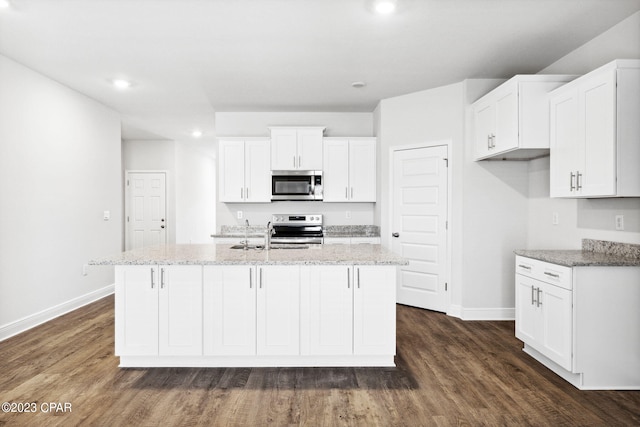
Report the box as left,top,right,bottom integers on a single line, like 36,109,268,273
115,265,203,357
203,266,257,356
115,266,159,356
256,266,301,355
300,266,353,355
158,266,203,356
353,266,396,355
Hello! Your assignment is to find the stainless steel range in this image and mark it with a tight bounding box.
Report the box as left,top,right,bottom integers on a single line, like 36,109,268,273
270,214,323,244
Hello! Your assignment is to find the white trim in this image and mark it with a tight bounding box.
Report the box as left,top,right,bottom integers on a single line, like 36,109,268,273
119,355,395,368
456,307,515,321
388,140,453,313
0,285,114,342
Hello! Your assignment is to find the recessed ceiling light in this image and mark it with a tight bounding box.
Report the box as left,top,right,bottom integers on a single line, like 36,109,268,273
374,0,396,14
112,79,132,90
352,81,367,88
191,130,203,138
0,0,11,9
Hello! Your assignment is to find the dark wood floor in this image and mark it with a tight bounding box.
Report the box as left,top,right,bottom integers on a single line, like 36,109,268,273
1,296,638,426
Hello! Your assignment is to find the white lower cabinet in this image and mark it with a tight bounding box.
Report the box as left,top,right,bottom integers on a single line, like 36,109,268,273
115,265,203,356
515,274,572,370
256,266,300,355
203,265,256,356
301,266,353,355
353,266,396,355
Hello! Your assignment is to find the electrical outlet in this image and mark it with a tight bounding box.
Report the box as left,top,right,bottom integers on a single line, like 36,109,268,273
345,211,351,219
615,214,624,230
237,210,243,219
552,212,559,225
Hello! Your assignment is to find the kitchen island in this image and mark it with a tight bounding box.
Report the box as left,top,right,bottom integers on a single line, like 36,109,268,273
91,244,407,368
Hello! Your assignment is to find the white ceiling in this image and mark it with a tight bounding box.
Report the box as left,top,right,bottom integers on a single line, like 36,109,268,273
1,0,639,141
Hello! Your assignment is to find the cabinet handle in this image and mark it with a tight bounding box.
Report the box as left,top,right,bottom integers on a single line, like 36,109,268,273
518,264,531,270
246,187,249,199
357,268,360,289
531,285,536,305
576,171,582,190
569,172,576,191
347,267,350,289
543,271,560,278
249,268,252,289
536,288,543,307
351,187,354,198
298,155,301,168
259,268,263,289
160,268,166,289
487,135,491,150
491,134,496,148
151,268,155,289
240,187,243,199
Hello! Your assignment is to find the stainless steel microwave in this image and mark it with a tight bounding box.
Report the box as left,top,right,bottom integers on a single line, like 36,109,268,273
271,171,323,201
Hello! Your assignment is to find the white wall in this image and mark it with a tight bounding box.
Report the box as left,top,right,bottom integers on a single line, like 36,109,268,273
528,10,640,248
0,54,121,339
214,112,375,228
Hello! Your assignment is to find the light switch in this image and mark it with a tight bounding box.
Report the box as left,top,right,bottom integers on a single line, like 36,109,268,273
103,210,110,221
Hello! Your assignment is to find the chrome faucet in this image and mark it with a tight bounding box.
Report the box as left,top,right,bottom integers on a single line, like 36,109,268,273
265,221,273,250
244,219,250,250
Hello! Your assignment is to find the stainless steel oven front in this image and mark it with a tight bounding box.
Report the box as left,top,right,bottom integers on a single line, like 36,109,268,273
271,170,323,201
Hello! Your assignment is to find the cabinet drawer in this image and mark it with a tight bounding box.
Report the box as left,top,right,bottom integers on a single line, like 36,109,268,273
516,256,572,290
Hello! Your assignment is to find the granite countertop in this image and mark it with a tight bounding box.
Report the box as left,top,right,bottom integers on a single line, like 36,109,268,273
515,239,640,267
89,243,408,266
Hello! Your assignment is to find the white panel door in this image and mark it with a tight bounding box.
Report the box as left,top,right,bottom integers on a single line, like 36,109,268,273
203,266,256,356
158,265,203,356
244,139,271,202
392,145,448,312
549,90,580,197
219,140,245,202
257,266,300,355
126,172,166,250
349,139,376,202
540,282,573,371
322,139,349,202
494,87,518,153
115,266,159,356
297,128,323,170
474,101,494,159
270,128,298,170
580,70,616,197
515,274,540,346
302,266,353,355
353,266,396,355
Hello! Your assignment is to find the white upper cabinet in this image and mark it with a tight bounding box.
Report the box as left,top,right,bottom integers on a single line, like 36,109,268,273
218,138,271,203
473,75,575,161
323,137,376,202
549,60,640,198
270,127,324,171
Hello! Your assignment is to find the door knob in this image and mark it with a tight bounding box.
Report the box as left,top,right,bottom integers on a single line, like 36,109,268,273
392,232,399,238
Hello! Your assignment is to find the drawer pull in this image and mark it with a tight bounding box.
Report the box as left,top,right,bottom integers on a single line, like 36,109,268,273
536,288,543,307
531,285,536,305
544,271,560,278
518,264,531,270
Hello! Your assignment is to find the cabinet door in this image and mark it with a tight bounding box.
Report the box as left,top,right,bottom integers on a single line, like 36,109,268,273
301,266,353,355
297,128,323,170
539,281,573,371
493,87,519,153
245,139,271,202
271,128,298,170
219,140,245,202
580,70,616,197
515,274,540,346
349,139,376,202
474,100,495,159
158,265,203,356
353,266,396,355
115,266,159,356
256,266,300,355
549,89,580,197
203,266,256,356
322,139,350,202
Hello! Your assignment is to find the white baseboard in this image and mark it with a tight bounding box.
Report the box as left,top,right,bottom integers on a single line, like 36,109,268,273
447,305,514,321
0,284,114,342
